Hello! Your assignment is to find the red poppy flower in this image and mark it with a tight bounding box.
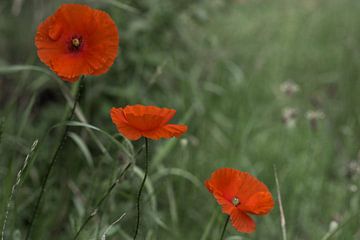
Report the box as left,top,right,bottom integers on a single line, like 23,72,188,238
35,4,119,82
205,168,274,233
110,105,188,141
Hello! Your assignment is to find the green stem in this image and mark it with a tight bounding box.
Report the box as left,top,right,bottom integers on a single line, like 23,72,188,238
220,215,230,240
73,163,132,240
0,117,4,146
133,138,149,240
25,77,83,240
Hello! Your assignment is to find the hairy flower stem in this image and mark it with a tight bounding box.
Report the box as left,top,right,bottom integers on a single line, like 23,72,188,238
133,137,149,240
220,215,230,240
25,77,83,240
73,162,131,240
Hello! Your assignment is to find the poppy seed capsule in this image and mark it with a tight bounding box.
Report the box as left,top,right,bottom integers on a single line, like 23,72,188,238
232,197,240,206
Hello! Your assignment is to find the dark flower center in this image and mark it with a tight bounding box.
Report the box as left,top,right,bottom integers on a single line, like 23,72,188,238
68,36,83,52
232,197,240,206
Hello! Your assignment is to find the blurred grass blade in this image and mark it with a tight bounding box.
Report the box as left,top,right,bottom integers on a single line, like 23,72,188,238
65,121,133,160
321,212,360,240
68,132,94,167
152,106,194,167
54,78,116,162
226,236,246,240
118,229,132,240
0,64,120,163
0,65,53,76
1,139,39,240
17,95,36,137
134,164,170,233
200,209,218,240
92,0,138,13
153,167,202,188
274,165,287,240
73,163,131,240
0,64,126,164
151,138,177,167
151,214,169,231
101,213,126,240
166,182,178,229
0,118,5,146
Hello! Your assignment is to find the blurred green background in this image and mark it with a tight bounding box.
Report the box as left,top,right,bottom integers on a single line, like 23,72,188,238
1,0,360,239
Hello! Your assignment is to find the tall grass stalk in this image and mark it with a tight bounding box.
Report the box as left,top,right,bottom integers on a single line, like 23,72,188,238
73,162,131,239
274,165,287,240
24,77,84,240
133,138,149,240
1,140,38,240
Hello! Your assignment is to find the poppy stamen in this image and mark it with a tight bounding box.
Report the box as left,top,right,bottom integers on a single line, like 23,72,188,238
232,197,240,206
69,36,82,52
68,36,83,52
72,38,81,48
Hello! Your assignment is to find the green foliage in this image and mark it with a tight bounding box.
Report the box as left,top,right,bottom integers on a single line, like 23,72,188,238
1,0,360,239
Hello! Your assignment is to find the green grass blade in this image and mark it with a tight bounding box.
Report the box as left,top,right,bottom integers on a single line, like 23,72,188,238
65,121,134,160
68,132,94,167
92,0,139,13
151,107,194,168
17,95,36,137
152,167,202,188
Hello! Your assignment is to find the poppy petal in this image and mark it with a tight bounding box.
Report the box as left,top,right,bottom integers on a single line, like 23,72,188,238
110,105,187,141
125,113,164,131
206,189,234,215
160,124,188,137
205,168,243,214
142,124,187,140
236,172,271,204
110,108,142,140
206,168,242,201
123,105,176,131
82,9,119,75
57,4,93,33
230,209,256,233
116,125,142,141
158,110,177,126
60,75,80,83
242,191,274,215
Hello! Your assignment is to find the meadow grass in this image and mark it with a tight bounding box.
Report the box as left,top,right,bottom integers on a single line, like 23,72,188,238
1,0,360,239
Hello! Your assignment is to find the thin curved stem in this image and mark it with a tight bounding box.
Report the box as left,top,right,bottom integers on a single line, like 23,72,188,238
133,137,149,240
25,77,84,240
220,215,230,240
73,162,132,240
